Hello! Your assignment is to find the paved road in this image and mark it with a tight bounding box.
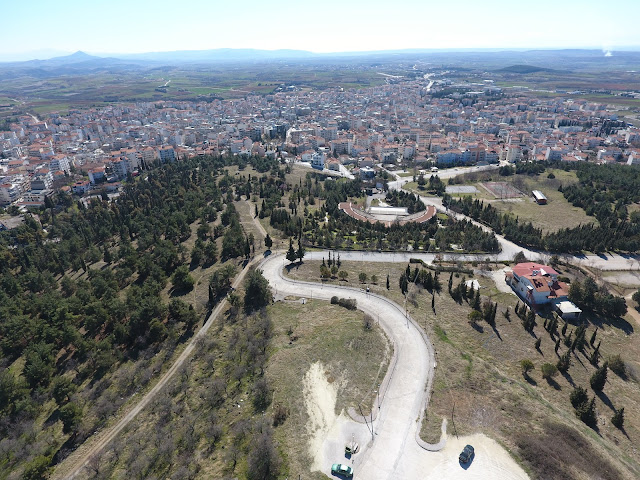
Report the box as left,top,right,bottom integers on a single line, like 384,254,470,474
383,167,640,272
261,253,528,480
260,253,436,480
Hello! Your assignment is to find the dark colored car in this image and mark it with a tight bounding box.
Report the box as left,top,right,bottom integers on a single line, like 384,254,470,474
331,463,354,477
459,444,475,463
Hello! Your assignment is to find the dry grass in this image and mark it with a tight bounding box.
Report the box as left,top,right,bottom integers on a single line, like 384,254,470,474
76,298,390,479
267,300,391,479
286,259,640,479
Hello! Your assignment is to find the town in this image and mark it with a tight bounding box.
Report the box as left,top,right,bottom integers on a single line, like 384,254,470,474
2,71,639,214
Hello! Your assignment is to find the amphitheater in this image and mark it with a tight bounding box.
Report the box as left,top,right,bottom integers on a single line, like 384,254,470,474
339,201,436,227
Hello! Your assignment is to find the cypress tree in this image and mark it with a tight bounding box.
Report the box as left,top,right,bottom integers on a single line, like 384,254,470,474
557,350,571,373
590,341,601,366
590,362,608,392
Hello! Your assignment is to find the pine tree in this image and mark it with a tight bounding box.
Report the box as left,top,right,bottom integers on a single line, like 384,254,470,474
611,407,624,429
448,272,453,292
590,362,608,392
590,328,597,347
577,397,597,427
296,237,305,263
286,238,297,263
570,386,588,409
103,246,112,264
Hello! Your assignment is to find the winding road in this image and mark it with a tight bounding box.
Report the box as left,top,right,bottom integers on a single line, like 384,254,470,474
260,253,528,480
261,253,435,479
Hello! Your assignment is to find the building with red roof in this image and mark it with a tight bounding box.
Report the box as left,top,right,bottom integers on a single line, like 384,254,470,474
505,262,573,311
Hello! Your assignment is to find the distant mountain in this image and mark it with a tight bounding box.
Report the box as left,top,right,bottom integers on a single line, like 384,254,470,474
1,47,640,80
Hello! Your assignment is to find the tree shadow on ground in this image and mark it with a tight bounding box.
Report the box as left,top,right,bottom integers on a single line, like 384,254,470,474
545,377,561,390
586,313,633,335
561,370,575,387
596,390,615,411
470,322,484,333
491,325,502,341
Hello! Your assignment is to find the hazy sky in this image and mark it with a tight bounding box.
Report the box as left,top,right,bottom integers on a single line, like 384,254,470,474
2,0,639,60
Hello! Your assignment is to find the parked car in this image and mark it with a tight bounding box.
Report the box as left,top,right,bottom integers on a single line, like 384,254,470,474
459,444,474,463
345,441,359,456
331,463,354,477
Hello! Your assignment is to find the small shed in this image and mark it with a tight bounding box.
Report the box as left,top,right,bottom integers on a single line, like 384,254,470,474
555,301,582,320
532,190,547,204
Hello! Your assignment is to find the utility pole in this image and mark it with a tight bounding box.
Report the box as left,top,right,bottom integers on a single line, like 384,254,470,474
358,404,373,441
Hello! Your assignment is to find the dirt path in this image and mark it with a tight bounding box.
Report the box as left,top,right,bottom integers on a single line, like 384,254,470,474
52,258,257,480
247,200,267,238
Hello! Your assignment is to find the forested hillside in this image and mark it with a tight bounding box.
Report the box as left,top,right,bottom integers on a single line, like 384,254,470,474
0,154,276,478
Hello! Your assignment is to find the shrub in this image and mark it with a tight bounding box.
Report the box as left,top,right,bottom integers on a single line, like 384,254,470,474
520,359,534,376
331,297,357,310
541,363,558,380
272,404,289,427
607,354,626,378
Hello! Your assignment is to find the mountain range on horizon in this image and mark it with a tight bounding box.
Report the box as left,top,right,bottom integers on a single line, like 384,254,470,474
1,47,639,82
2,45,640,64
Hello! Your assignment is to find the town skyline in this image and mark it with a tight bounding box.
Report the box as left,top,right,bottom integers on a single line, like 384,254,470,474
2,0,639,61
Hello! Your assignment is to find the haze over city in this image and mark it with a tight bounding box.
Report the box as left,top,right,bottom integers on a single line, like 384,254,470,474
2,0,640,61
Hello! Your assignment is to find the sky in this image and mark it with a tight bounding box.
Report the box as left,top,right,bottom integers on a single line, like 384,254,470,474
2,0,639,60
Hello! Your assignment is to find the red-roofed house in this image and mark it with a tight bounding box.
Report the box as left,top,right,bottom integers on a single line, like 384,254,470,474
505,262,571,308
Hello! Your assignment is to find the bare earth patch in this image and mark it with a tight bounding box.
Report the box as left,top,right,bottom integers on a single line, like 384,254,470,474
303,362,339,472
